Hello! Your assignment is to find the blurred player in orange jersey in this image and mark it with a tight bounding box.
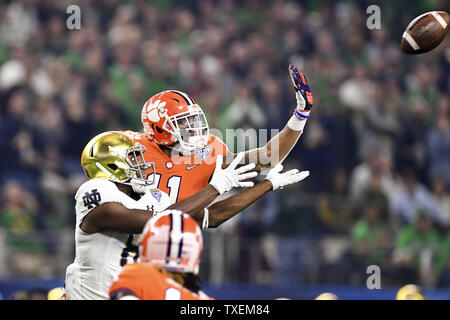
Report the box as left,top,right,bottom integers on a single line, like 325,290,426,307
109,210,213,300
123,65,313,203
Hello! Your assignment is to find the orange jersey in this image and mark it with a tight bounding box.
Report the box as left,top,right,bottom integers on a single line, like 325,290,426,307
122,131,229,202
109,263,213,300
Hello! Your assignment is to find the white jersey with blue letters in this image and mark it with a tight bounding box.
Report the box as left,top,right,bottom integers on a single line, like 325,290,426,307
64,178,172,300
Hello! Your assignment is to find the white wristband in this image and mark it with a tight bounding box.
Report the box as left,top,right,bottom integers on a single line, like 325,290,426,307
202,207,209,229
287,114,307,131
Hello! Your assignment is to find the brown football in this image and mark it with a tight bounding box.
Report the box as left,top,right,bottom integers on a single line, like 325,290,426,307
401,11,449,54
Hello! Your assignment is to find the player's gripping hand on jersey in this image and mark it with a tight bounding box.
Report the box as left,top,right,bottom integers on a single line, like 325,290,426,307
210,152,257,195
264,163,310,190
289,64,314,121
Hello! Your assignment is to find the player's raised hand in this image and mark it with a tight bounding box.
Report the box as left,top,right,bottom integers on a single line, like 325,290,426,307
264,163,310,190
288,64,314,120
210,152,258,195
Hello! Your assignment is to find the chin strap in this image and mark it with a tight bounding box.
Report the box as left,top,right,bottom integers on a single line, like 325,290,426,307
95,162,120,182
95,162,148,194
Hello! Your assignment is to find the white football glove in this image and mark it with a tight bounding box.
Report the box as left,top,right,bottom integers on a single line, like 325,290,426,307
210,152,258,195
264,163,310,190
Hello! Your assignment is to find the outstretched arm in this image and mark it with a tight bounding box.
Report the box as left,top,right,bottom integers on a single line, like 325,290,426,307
201,165,310,228
207,180,273,228
235,65,314,171
80,202,154,234
243,123,303,171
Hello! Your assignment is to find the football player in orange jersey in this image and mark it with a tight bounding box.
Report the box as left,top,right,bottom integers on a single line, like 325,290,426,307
123,65,313,203
109,210,213,300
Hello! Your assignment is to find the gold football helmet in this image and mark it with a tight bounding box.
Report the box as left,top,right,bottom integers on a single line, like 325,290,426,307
81,131,155,192
396,284,424,300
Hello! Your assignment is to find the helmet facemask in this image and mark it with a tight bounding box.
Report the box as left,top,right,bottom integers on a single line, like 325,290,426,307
163,105,209,155
124,144,156,193
95,144,155,193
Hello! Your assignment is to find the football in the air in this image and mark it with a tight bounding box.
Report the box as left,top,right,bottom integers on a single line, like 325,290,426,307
401,11,449,54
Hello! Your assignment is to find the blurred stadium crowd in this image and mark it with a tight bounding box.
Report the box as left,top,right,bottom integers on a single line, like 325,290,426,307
0,0,449,295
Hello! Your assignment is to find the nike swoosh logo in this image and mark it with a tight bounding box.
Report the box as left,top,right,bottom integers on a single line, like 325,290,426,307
186,164,200,170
